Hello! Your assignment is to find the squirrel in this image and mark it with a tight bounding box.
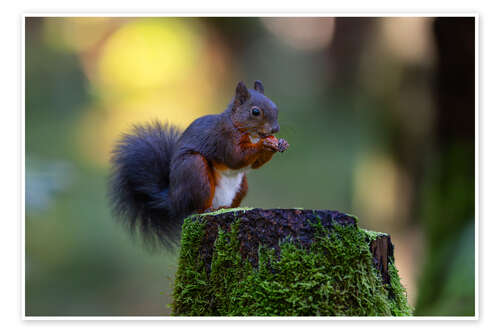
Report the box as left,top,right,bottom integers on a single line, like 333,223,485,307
109,80,289,248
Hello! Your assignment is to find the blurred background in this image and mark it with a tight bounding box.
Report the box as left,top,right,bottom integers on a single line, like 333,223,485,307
25,16,475,316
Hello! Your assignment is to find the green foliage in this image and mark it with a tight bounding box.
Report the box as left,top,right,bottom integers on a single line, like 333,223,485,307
415,144,475,316
173,210,411,316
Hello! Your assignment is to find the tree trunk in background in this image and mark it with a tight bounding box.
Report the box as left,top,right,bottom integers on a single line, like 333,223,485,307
328,17,376,90
414,17,475,316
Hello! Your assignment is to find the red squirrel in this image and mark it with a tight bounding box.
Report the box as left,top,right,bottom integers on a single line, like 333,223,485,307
109,81,289,248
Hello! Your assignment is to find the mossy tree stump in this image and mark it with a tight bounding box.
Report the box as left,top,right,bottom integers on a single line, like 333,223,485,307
172,208,411,316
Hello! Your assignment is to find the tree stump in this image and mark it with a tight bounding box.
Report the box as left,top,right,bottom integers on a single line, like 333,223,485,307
172,208,411,316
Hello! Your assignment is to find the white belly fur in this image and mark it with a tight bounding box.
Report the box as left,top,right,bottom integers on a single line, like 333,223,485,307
212,168,247,209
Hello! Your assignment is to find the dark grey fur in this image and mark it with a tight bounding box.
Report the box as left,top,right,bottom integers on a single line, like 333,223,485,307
108,81,280,249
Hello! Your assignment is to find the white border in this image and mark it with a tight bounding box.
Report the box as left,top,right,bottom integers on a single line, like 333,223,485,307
23,13,477,17
20,13,479,321
21,12,26,322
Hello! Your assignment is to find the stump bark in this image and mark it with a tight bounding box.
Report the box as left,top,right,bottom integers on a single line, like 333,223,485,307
172,208,411,316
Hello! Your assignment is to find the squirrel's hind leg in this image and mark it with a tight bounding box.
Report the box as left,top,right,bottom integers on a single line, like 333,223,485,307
169,153,215,215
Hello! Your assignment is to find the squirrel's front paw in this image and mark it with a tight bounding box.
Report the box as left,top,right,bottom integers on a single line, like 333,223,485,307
262,136,280,152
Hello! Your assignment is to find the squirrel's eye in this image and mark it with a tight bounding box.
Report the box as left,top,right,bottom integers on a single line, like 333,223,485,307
251,107,261,116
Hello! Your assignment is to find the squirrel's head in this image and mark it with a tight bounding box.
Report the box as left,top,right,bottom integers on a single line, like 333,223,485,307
230,81,280,138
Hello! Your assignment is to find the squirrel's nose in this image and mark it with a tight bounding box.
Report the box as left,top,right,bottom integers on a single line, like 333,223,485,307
271,124,280,134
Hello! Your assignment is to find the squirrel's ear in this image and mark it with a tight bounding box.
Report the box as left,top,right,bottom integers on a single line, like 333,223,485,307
234,81,250,109
254,80,264,94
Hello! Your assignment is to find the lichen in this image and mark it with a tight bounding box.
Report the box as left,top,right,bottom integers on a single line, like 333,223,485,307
360,228,384,242
198,207,252,217
172,208,412,316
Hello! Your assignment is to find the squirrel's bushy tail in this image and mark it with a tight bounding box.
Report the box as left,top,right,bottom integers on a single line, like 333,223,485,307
109,121,182,249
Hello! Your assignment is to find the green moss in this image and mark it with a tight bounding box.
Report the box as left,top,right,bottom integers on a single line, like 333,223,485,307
359,228,384,242
171,215,210,315
388,262,414,316
172,209,411,316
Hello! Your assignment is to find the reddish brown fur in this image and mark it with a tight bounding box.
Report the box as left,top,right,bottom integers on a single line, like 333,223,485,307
196,154,216,213
203,134,276,210
225,133,277,169
251,149,275,169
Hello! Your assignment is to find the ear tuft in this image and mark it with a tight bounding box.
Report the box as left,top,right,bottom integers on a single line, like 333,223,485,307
254,80,264,94
234,81,250,109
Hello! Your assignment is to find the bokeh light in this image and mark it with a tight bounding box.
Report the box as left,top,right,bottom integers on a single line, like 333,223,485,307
67,18,233,166
97,19,202,94
261,17,336,51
